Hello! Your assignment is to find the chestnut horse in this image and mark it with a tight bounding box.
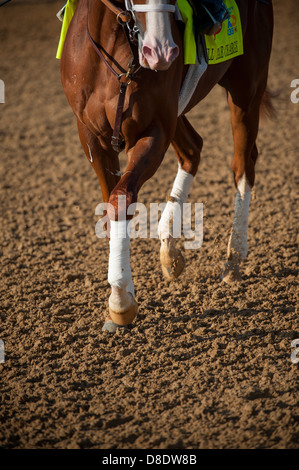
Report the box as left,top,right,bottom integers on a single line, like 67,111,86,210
60,0,273,331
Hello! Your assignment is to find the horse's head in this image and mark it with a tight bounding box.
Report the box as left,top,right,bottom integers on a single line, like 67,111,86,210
125,0,179,71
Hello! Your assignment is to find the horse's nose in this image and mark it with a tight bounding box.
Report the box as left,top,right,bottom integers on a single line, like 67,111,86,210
167,45,180,63
142,44,179,70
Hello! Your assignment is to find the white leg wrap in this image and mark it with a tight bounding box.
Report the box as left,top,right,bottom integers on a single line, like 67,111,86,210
108,220,134,296
169,166,194,202
229,174,251,259
158,167,194,240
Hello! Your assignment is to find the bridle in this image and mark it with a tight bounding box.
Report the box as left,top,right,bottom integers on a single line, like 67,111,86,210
98,0,176,53
124,0,176,15
100,0,176,56
124,0,176,44
87,0,176,152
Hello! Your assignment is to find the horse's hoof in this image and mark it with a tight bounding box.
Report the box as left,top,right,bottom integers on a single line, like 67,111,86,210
108,292,138,326
161,253,185,280
220,259,242,283
102,319,130,333
221,270,242,284
160,238,185,280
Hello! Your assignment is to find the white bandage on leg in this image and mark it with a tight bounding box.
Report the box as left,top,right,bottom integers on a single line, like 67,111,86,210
229,174,251,259
108,220,134,296
158,166,194,240
170,166,194,203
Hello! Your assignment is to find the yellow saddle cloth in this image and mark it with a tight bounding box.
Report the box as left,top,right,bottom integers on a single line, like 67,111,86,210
56,0,243,65
177,0,243,65
203,0,243,64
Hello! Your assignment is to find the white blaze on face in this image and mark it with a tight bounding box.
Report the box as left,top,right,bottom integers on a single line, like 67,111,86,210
139,0,179,70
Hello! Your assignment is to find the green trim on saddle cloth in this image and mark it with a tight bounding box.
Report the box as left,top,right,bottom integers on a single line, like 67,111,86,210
177,0,243,65
56,0,78,59
177,0,197,65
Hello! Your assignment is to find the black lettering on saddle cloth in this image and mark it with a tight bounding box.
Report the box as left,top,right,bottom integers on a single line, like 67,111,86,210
216,45,224,60
206,48,214,61
225,41,238,57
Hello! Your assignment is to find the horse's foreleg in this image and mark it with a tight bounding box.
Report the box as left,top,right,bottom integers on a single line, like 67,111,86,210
221,92,261,283
77,121,132,331
105,128,169,329
159,116,202,280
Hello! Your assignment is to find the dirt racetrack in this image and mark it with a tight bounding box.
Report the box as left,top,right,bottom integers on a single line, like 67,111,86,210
0,0,298,449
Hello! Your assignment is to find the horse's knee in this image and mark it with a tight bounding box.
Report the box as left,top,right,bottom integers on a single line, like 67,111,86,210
172,116,203,176
180,151,201,175
181,133,203,174
108,189,136,220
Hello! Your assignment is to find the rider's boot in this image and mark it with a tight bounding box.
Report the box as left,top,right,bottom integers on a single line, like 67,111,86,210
191,0,230,35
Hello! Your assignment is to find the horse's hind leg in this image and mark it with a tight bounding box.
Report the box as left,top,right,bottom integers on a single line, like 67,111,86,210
159,115,202,280
220,85,266,283
218,0,273,283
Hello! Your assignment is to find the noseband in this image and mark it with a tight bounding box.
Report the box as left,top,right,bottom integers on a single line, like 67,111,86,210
87,0,176,152
124,0,176,14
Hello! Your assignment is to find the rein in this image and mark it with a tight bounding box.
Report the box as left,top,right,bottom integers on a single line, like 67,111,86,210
87,0,175,152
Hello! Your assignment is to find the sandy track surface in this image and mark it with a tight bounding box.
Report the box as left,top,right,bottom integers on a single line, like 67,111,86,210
0,0,298,449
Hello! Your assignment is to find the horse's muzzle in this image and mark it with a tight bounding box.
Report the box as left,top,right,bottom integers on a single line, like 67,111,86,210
140,43,179,71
